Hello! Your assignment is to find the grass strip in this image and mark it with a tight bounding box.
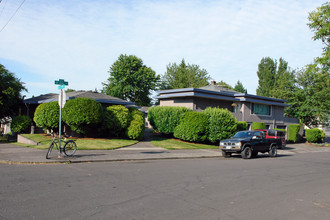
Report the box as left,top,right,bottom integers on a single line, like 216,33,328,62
18,134,138,150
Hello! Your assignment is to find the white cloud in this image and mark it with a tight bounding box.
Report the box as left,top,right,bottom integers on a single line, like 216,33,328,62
0,0,325,97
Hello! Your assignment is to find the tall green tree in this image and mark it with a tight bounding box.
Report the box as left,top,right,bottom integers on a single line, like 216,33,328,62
102,54,160,106
286,64,329,127
256,57,277,97
289,2,330,127
233,80,247,93
161,59,210,89
273,58,297,101
0,64,26,119
256,57,296,100
307,2,330,49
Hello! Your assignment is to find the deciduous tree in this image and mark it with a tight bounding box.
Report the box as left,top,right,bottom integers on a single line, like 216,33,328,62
0,64,26,119
102,54,160,106
287,2,330,127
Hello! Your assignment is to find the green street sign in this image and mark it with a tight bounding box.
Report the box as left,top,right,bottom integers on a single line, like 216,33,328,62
54,79,68,86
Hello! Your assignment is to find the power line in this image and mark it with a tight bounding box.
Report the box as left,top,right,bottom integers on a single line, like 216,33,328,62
0,0,27,33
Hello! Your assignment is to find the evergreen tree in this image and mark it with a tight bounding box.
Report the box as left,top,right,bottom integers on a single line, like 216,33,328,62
233,80,247,93
256,57,277,97
161,59,210,89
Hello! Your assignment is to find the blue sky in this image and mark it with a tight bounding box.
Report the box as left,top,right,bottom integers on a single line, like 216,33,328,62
0,0,325,99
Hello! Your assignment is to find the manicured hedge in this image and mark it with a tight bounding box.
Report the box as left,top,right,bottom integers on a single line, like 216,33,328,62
126,108,145,140
105,105,129,136
62,98,103,134
204,107,237,143
252,122,266,130
237,121,248,131
148,106,191,134
11,115,31,133
33,101,60,130
174,111,208,142
288,124,300,143
306,128,325,143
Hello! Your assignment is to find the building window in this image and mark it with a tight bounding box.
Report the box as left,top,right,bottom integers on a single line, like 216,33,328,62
232,103,241,113
251,103,271,116
277,125,286,130
265,124,270,129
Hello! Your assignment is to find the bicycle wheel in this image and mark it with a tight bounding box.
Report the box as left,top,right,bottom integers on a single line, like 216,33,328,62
64,140,77,156
46,142,58,159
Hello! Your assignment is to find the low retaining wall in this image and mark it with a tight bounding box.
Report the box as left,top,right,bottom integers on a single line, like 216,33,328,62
17,135,40,145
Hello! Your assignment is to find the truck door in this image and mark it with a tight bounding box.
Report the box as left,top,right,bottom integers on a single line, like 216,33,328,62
253,131,268,151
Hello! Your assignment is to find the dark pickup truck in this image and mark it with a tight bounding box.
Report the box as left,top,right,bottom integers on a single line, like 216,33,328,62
219,130,281,159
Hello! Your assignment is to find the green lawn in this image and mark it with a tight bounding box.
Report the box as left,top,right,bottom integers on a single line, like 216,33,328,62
19,134,138,150
151,136,218,150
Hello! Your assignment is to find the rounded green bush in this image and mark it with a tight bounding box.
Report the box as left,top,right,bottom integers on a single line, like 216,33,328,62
104,105,129,137
237,121,248,131
288,124,300,142
33,102,60,130
11,115,31,133
306,128,325,143
148,106,191,134
174,111,208,143
126,108,145,140
252,122,266,130
62,98,103,134
204,107,237,143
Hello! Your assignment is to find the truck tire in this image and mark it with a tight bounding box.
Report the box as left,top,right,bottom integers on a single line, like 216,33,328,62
269,145,277,157
241,146,252,159
222,151,231,158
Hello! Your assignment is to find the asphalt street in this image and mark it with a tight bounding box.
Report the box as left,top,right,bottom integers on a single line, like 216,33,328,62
1,151,330,220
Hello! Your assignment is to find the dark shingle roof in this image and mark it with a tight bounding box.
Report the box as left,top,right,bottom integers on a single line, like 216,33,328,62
24,91,135,106
198,84,239,94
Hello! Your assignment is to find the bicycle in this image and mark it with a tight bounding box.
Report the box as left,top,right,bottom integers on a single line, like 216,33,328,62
46,133,77,159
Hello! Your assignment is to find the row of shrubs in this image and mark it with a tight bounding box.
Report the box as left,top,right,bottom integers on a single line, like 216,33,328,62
148,106,326,144
148,106,247,144
11,98,145,140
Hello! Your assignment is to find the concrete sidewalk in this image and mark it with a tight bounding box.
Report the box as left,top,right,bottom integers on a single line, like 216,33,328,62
1,140,330,164
0,141,224,164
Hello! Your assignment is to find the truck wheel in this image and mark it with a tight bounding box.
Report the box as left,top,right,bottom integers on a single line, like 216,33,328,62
222,151,231,158
252,151,258,158
241,147,252,159
269,145,277,157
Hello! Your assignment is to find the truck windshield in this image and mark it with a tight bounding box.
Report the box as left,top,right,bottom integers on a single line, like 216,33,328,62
233,131,254,138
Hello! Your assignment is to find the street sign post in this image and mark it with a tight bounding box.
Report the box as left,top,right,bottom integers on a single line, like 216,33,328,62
54,79,68,158
58,90,66,108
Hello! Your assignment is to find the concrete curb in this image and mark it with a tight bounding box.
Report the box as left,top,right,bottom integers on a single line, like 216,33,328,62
0,155,222,165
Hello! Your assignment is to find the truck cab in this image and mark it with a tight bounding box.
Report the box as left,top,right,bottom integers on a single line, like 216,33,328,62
255,129,286,148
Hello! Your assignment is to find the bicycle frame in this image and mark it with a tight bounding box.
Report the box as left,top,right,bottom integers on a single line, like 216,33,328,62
46,133,77,159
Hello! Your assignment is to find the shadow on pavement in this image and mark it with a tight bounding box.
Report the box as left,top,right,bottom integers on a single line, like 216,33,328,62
140,151,168,154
